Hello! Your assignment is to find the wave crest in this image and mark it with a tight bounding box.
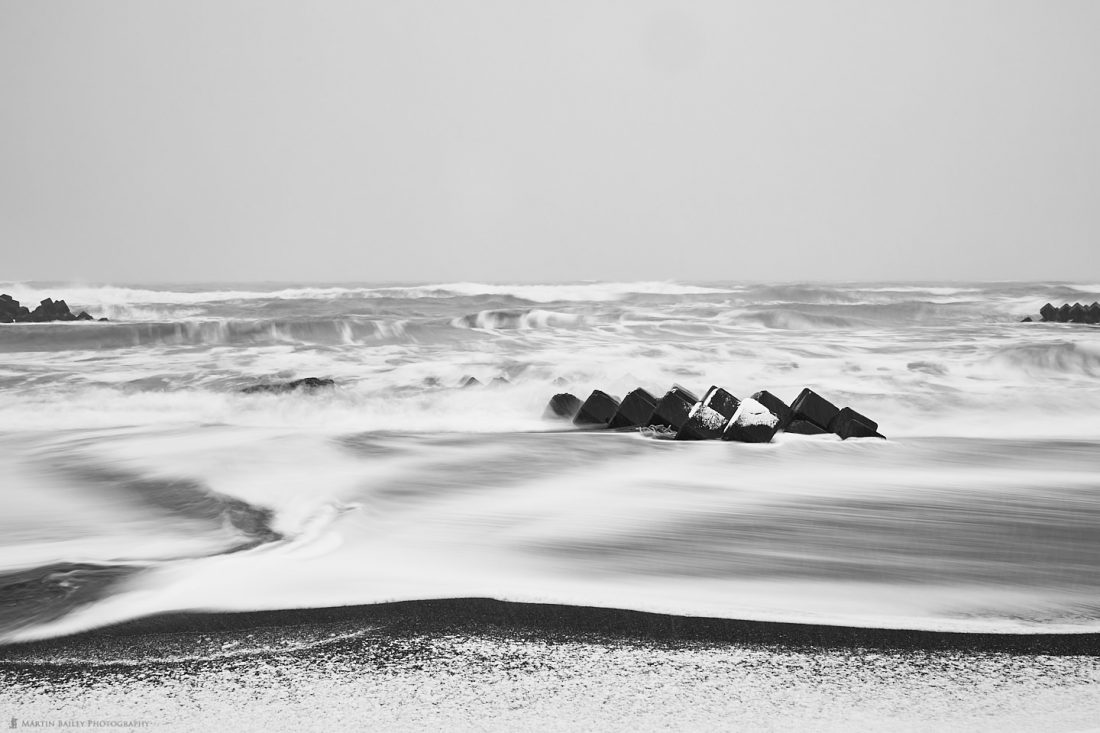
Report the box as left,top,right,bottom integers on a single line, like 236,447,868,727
0,281,732,311
0,318,416,349
992,342,1100,377
452,309,585,330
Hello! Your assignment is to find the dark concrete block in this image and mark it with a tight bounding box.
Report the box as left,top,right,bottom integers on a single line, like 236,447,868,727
675,386,739,441
609,388,658,429
1089,303,1100,324
828,406,880,436
647,386,699,430
1039,303,1057,321
543,393,582,420
828,406,878,433
830,407,885,439
1057,304,1071,322
751,390,793,429
784,420,828,435
700,386,740,419
675,403,729,440
789,388,840,430
572,390,620,427
722,397,781,443
1020,316,1033,323
76,311,94,321
460,376,482,388
1068,303,1087,323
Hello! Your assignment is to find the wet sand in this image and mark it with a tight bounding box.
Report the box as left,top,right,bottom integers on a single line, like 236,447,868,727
3,599,1099,731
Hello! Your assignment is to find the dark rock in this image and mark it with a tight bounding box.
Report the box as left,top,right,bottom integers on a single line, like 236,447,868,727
543,393,582,420
293,377,335,390
647,385,699,431
789,388,840,430
1020,316,1033,323
0,295,102,324
751,390,794,430
27,298,70,322
829,407,884,440
676,387,739,441
241,377,336,394
609,388,658,429
572,390,620,427
723,397,781,443
1039,303,1057,321
784,420,828,435
460,376,482,389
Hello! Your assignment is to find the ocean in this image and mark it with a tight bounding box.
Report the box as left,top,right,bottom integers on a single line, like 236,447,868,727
2,280,1099,730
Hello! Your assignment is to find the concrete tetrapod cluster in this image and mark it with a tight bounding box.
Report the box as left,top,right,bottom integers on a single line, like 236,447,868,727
544,386,884,442
1021,302,1100,324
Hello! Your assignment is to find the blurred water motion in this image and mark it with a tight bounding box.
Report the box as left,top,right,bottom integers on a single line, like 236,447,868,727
1,280,1099,642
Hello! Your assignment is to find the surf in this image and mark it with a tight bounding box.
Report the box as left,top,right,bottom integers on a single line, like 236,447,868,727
2,280,1100,644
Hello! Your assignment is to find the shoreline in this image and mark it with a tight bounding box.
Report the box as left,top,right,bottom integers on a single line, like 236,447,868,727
4,598,1099,658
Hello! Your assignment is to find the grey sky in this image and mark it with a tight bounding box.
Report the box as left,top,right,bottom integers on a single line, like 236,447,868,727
2,1,1098,283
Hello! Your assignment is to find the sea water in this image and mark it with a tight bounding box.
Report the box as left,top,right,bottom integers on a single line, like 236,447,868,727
1,280,1099,643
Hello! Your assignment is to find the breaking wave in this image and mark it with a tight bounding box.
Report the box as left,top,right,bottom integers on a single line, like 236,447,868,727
0,280,734,311
991,342,1100,377
451,309,585,330
0,318,419,349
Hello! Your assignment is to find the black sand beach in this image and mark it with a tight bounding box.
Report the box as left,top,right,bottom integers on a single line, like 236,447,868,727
3,599,1099,731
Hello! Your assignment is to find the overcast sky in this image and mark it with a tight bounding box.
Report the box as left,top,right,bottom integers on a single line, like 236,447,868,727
1,1,1097,283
